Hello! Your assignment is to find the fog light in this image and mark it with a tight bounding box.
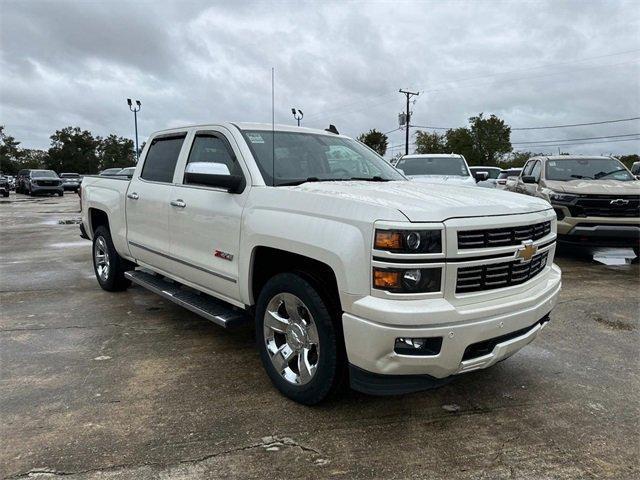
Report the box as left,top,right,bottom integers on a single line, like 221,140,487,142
394,337,443,356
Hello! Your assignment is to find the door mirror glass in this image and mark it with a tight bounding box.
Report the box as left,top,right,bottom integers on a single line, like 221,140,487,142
522,175,537,184
184,162,243,193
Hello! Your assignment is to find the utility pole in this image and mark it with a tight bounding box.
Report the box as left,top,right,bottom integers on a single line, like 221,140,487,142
291,108,303,126
399,89,419,155
127,98,142,162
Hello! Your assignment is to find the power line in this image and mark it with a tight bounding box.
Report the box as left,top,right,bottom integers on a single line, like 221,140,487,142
409,117,640,133
513,137,640,149
512,133,640,145
512,117,640,131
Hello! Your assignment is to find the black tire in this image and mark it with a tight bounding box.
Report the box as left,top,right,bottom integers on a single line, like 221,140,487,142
3,192,8,198
92,226,133,291
255,272,345,405
58,191,63,197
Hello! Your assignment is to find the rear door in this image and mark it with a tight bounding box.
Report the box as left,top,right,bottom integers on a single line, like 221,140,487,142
168,128,249,304
126,132,188,273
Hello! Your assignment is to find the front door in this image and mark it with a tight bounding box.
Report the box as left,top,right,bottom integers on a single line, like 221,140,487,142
168,129,248,305
127,133,187,273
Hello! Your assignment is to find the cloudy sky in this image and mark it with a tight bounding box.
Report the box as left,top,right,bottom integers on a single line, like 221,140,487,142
1,0,639,157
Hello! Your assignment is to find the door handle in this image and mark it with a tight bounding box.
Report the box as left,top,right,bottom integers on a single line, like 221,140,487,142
170,199,186,208
127,192,139,200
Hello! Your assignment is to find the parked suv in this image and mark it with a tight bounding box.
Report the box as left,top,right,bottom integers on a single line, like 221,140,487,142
22,170,63,196
0,175,9,197
60,173,82,192
512,156,639,253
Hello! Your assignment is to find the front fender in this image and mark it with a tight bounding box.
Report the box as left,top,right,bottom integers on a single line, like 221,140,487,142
240,208,372,306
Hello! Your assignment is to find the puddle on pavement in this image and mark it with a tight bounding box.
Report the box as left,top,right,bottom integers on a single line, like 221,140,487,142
592,248,637,266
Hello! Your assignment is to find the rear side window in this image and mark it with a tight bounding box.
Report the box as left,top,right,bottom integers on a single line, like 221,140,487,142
141,135,185,183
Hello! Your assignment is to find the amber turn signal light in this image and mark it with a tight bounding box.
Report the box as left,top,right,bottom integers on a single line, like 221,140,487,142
373,268,402,289
374,231,403,250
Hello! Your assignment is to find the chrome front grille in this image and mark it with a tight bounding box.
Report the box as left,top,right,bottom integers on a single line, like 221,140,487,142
457,221,551,249
456,251,549,293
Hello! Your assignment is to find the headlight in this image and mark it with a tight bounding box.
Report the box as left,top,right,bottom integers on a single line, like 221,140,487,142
374,229,442,253
373,267,442,293
546,191,577,203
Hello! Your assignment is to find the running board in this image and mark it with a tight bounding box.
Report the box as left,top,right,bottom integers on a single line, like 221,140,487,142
125,270,249,328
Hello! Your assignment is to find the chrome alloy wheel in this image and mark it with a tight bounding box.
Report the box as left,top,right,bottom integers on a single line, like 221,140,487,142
263,292,320,385
94,236,111,282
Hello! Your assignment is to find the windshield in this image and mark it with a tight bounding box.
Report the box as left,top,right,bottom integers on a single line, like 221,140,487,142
546,158,634,181
240,130,405,186
31,170,58,179
396,156,469,176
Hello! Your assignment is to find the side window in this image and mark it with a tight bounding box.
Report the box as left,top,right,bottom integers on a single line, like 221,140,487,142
185,134,243,179
522,161,534,177
531,161,542,182
140,135,185,183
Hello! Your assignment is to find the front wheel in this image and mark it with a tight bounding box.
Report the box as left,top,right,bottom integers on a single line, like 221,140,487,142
256,272,344,405
92,226,133,291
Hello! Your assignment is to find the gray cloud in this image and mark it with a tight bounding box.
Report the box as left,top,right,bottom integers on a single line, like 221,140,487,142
1,0,638,156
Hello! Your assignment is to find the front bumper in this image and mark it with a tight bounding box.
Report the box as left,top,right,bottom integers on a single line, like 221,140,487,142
30,185,63,194
63,183,80,190
556,216,640,248
343,264,561,392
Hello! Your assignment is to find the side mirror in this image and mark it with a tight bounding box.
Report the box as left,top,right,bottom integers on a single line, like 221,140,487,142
475,171,489,181
184,162,243,193
635,174,640,180
522,175,537,184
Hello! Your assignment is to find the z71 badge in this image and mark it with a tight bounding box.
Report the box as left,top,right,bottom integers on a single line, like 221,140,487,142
214,250,233,261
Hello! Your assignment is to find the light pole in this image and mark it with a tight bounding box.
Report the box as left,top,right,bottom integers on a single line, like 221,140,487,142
127,98,141,162
291,108,303,126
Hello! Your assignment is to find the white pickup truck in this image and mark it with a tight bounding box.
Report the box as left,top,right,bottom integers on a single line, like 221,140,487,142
80,123,561,405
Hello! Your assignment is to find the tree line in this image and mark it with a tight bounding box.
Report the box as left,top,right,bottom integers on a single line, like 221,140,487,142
0,126,136,175
358,113,638,169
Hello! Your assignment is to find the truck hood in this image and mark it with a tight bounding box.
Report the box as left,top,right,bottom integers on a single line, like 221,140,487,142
294,181,551,221
409,175,477,186
543,179,640,195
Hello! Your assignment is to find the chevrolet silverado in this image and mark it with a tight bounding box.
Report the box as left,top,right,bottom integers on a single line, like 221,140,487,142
80,123,561,404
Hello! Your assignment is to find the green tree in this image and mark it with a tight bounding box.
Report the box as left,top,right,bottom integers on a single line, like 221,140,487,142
618,154,639,170
0,126,22,175
99,134,135,170
358,129,388,156
444,127,475,163
414,131,446,154
468,113,512,165
47,127,101,174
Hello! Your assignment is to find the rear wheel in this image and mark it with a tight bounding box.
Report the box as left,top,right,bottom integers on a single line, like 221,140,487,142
256,272,344,405
92,226,133,291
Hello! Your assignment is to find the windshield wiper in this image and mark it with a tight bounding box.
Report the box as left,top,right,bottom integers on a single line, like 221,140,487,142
570,174,593,179
347,176,390,182
276,177,355,186
594,168,626,179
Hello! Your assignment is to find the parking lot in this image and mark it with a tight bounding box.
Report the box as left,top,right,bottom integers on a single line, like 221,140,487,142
0,193,638,479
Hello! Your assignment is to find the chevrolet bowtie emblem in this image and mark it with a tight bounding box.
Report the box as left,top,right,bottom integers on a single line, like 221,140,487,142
515,240,537,262
609,199,629,206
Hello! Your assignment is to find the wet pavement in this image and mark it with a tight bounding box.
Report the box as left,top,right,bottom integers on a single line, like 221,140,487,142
1,194,639,479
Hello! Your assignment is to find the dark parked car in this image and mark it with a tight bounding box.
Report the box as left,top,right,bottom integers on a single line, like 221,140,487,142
15,169,32,194
21,170,63,196
60,172,82,192
0,175,9,197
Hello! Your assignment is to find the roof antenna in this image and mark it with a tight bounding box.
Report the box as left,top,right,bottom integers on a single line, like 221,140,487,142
271,67,275,186
325,124,339,135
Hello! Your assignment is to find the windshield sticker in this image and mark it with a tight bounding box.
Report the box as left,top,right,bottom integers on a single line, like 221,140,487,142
247,133,265,144
549,161,556,166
